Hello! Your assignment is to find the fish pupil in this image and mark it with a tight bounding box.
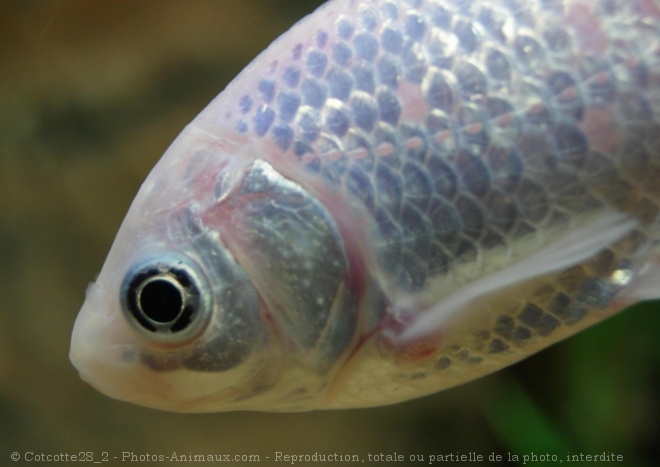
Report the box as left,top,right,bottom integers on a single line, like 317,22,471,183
121,257,209,339
138,276,184,324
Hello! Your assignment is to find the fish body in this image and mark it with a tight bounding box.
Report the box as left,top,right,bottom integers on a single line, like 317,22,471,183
71,0,660,412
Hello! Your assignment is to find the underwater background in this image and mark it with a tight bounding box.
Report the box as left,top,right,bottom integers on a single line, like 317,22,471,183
1,1,658,465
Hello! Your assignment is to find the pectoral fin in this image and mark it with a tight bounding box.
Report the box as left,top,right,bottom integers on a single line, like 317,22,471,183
397,213,638,342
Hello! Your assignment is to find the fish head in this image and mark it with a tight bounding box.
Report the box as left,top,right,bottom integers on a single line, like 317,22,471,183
70,124,361,412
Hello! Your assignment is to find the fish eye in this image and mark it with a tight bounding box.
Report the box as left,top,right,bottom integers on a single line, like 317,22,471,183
121,256,211,341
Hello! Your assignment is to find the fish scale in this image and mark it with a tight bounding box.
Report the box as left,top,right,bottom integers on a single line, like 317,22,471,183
70,0,660,412
229,0,658,298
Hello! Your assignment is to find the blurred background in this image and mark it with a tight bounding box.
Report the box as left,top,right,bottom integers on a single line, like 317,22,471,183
0,1,658,465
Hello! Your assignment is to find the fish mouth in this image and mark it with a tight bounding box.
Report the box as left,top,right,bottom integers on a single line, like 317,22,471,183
69,283,214,412
70,308,171,409
69,282,145,404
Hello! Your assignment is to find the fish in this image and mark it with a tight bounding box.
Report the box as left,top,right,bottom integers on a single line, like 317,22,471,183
70,0,660,412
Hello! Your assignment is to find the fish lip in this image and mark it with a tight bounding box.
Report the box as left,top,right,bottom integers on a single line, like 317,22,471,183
69,281,144,404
